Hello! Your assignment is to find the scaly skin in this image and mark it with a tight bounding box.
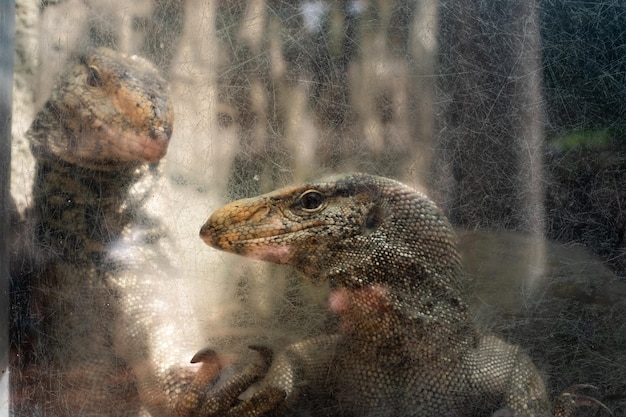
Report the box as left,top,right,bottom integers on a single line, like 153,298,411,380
11,47,217,416
197,173,569,417
29,48,171,170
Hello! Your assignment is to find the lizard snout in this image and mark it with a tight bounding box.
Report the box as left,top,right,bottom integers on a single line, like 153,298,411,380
200,199,272,249
199,221,219,248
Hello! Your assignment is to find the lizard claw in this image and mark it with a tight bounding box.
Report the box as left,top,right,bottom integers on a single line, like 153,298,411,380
191,347,221,364
554,384,614,417
177,345,282,417
175,348,224,416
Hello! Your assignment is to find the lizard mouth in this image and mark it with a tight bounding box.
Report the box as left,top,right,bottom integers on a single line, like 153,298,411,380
123,128,171,162
199,220,329,250
239,243,293,264
199,227,293,261
94,120,172,163
58,124,171,169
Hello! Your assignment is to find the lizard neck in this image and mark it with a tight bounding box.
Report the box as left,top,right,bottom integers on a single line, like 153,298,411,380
328,262,479,351
32,158,153,263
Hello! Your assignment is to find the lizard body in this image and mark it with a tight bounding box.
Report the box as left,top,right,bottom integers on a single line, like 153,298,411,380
11,47,206,416
199,173,566,417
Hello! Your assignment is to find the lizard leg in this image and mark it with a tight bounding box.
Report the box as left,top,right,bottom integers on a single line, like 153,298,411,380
177,345,284,417
186,335,340,416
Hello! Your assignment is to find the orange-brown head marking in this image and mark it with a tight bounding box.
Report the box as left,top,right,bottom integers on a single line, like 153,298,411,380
28,47,173,170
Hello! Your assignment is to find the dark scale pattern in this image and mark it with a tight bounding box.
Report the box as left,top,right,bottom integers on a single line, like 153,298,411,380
200,173,563,417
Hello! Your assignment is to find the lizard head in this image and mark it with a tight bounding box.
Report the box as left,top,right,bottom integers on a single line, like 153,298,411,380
200,173,464,297
28,47,174,171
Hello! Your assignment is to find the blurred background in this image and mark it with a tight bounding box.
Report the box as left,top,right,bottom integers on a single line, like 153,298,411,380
5,0,626,414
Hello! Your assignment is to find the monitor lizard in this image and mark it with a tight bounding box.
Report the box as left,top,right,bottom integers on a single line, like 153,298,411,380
10,47,226,417
197,173,608,417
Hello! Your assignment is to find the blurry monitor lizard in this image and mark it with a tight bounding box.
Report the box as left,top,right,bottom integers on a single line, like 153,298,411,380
197,173,611,417
9,47,228,417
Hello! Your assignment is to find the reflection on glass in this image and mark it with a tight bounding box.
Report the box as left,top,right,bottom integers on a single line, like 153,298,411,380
7,1,625,416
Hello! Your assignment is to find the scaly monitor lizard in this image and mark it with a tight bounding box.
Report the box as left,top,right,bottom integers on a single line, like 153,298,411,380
10,47,220,416
197,173,607,417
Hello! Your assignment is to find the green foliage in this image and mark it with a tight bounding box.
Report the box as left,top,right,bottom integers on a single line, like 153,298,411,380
551,128,612,150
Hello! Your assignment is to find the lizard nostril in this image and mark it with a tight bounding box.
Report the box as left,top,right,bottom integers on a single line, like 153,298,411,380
248,205,270,222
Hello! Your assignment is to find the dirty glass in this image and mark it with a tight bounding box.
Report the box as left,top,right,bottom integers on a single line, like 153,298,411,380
3,0,625,415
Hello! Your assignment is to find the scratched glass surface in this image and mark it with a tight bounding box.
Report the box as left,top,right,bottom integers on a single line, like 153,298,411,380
5,0,626,416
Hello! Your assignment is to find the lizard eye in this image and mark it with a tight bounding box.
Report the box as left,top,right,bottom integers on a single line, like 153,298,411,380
297,190,325,212
86,65,103,88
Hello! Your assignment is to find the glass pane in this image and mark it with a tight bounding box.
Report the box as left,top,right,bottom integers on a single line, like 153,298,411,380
7,0,625,416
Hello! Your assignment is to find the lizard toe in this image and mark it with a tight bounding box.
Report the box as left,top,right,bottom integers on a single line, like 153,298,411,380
554,385,613,417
